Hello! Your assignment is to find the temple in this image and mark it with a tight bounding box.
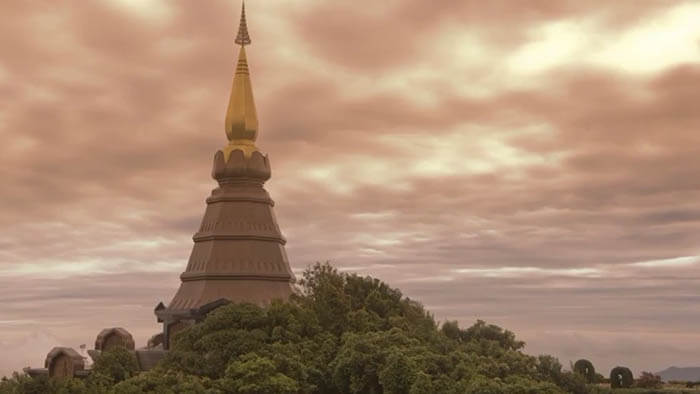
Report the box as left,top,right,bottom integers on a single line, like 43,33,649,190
25,2,296,378
155,1,296,349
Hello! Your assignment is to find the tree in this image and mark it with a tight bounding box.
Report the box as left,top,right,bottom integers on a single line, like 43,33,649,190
408,372,434,394
556,371,588,394
218,353,300,394
87,347,140,387
378,350,418,394
330,331,387,393
0,372,92,394
296,263,351,336
536,355,563,383
111,368,217,393
534,357,587,394
459,320,525,351
440,321,460,340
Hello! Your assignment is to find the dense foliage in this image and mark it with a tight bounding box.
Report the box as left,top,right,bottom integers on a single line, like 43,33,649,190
634,372,663,389
0,263,640,393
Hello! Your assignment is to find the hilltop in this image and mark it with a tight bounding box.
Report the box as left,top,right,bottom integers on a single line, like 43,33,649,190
1,263,590,393
656,366,700,382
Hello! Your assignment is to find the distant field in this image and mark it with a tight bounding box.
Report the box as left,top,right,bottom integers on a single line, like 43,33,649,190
589,383,700,393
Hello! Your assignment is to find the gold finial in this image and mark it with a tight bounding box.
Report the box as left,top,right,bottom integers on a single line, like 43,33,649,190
223,1,258,160
235,2,251,46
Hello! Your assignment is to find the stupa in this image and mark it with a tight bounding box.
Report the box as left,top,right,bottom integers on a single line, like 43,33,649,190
154,2,296,348
23,2,294,377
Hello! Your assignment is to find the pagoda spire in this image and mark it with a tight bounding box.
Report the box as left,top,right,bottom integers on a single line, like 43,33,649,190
158,0,295,350
224,1,258,160
235,2,251,46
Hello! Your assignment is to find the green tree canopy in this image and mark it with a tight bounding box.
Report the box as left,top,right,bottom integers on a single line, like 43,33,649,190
2,262,596,394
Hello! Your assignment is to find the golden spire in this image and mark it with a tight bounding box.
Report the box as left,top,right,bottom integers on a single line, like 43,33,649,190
223,1,258,160
235,2,251,46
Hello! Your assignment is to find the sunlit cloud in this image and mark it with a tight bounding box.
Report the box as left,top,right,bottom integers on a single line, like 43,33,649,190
592,3,700,73
102,0,172,22
508,2,700,76
508,19,595,75
630,255,699,268
453,266,603,278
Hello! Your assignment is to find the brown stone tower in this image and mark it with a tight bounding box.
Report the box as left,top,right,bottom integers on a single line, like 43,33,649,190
156,2,295,348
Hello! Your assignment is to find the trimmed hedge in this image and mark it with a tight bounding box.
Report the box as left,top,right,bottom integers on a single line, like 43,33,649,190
610,366,633,388
573,359,596,383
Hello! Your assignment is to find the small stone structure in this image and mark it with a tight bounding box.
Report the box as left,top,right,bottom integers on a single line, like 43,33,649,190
88,327,165,371
45,347,85,378
26,327,166,379
94,327,135,352
22,367,48,378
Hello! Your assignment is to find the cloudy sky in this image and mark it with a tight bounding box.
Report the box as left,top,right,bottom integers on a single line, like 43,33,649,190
1,0,699,377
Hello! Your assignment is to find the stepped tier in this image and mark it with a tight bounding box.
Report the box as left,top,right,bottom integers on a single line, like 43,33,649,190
166,149,295,312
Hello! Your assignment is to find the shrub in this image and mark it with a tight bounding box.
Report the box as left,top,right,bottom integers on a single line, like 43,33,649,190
0,372,92,394
87,346,140,387
635,371,662,389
